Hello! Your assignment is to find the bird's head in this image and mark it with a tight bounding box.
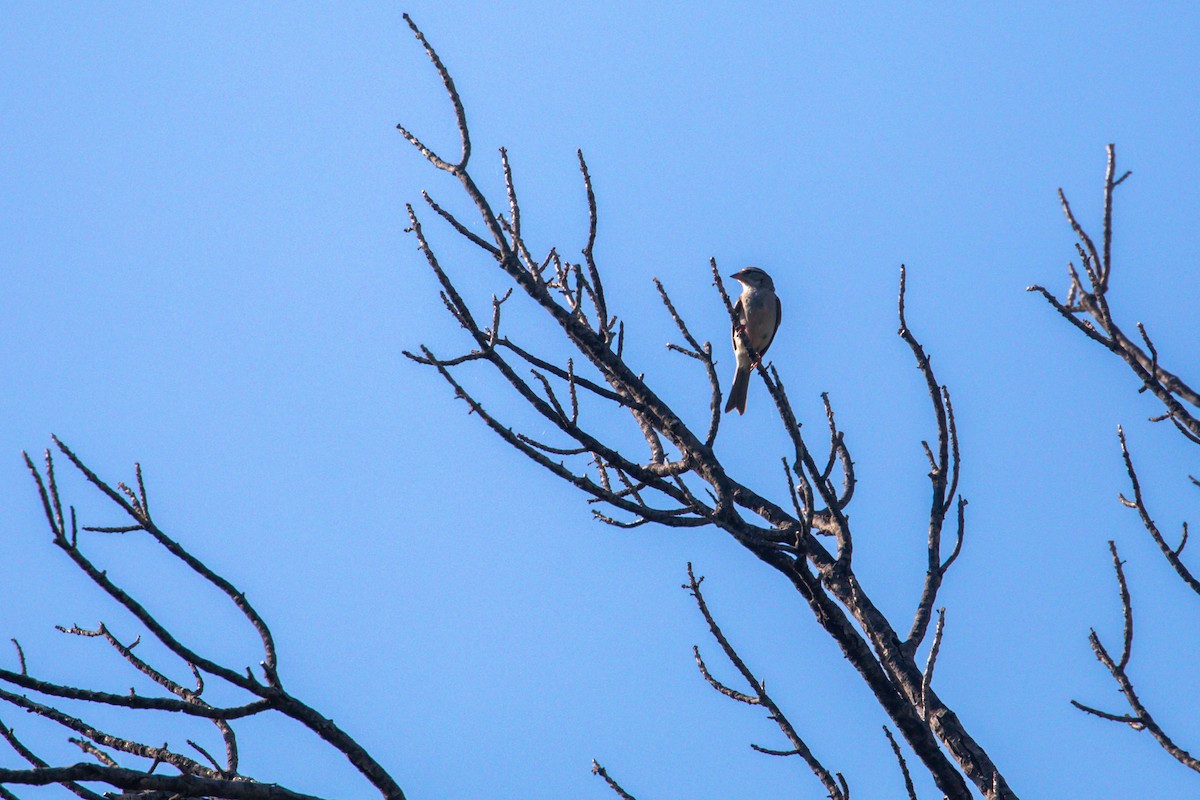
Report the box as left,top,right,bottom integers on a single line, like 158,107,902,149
730,266,775,291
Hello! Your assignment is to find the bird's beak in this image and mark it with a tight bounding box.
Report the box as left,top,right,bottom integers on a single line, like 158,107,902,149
728,272,739,280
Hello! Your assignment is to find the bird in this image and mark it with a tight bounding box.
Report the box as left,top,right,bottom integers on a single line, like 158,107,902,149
724,266,781,415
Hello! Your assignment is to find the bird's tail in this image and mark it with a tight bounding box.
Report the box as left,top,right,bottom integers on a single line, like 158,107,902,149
724,366,751,414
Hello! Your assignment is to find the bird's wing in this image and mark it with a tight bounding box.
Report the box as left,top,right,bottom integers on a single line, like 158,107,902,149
730,297,745,345
759,293,782,356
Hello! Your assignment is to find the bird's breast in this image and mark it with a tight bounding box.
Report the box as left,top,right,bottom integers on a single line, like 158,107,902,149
742,290,778,349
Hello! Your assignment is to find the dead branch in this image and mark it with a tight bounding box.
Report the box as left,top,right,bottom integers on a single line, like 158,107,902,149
0,764,325,800
884,725,919,800
685,565,847,800
4,442,407,800
1028,145,1200,441
899,266,963,657
1117,428,1200,595
1072,542,1200,772
591,760,636,800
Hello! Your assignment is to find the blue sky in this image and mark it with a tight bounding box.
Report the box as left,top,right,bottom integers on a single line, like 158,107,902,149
3,3,1200,798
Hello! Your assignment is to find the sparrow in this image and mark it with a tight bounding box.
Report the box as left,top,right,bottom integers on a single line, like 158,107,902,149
724,266,781,415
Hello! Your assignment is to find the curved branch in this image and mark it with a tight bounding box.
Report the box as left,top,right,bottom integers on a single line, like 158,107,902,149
686,565,846,800
899,267,956,655
399,14,469,172
884,725,919,800
1117,428,1200,595
1073,540,1200,772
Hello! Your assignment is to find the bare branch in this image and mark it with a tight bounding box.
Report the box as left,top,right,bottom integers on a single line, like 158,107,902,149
0,764,325,800
70,738,117,768
1118,428,1200,595
654,278,721,447
8,642,24,678
900,266,956,656
591,760,636,800
14,441,409,800
884,725,919,800
1069,701,1142,727
498,151,544,278
1101,143,1117,289
0,720,104,800
55,439,281,683
1025,284,1114,348
1058,188,1102,289
941,497,968,573
399,14,469,172
942,388,961,515
1074,539,1200,772
685,565,846,799
921,608,946,723
188,738,225,775
692,646,759,705
514,433,589,457
578,150,609,340
24,453,262,694
1032,146,1200,444
1107,542,1134,672
421,191,499,256
496,339,634,407
0,687,220,779
0,663,271,720
750,744,803,757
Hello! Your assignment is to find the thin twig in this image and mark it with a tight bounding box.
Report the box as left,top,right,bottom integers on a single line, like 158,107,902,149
921,609,946,722
884,725,919,800
591,760,636,800
685,564,846,799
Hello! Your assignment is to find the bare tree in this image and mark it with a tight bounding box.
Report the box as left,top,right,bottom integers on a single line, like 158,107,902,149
394,14,1004,800
4,18,1196,800
1030,145,1200,774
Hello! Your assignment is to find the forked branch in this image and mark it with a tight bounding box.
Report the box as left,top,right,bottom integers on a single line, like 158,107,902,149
1071,542,1200,772
5,441,406,800
1028,145,1200,441
686,564,847,800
